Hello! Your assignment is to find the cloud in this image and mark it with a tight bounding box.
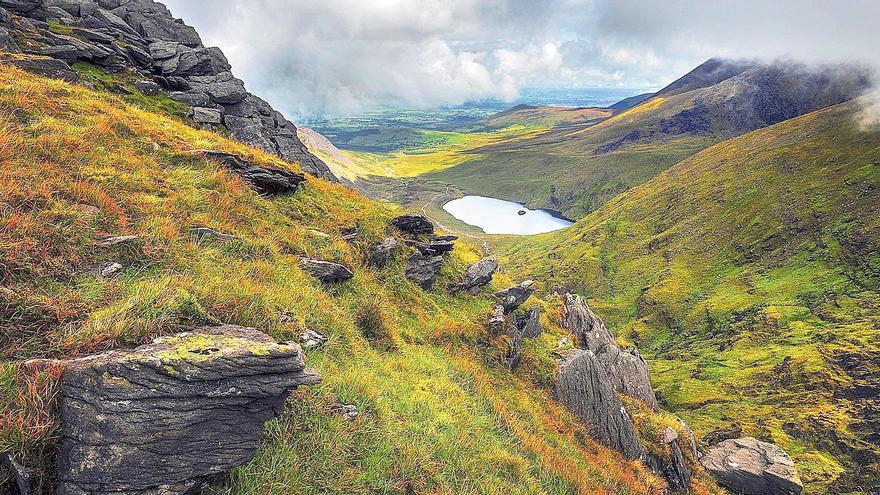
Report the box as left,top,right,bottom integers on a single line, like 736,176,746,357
160,0,880,118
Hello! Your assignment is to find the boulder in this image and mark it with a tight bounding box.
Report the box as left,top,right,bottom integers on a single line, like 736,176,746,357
192,106,222,124
487,304,507,338
95,234,138,247
205,78,247,104
390,214,434,235
405,249,444,289
0,0,41,14
517,307,542,338
0,54,77,82
133,79,161,95
562,293,658,410
645,426,692,493
455,256,498,294
200,150,306,195
415,235,456,256
701,437,803,495
300,258,354,283
494,280,534,314
56,325,321,495
553,348,643,460
367,237,398,268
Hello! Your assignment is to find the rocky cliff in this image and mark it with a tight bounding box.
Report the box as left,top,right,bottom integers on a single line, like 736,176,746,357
0,0,336,181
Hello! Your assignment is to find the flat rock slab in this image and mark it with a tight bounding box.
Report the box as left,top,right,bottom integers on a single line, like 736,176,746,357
701,437,803,495
56,325,321,495
494,281,534,313
390,215,434,235
300,258,354,283
200,151,306,195
455,256,498,294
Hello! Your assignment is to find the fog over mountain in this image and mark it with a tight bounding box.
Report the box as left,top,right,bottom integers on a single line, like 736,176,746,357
162,0,880,118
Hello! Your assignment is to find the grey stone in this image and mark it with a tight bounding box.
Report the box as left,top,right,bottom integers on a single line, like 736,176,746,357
701,438,803,495
390,214,434,235
148,40,178,59
553,348,643,460
368,237,398,268
494,280,534,314
0,54,78,82
299,328,327,350
133,79,161,95
415,235,457,256
205,78,247,104
188,226,235,242
0,0,40,14
94,234,138,247
455,256,498,294
201,150,306,195
562,293,658,410
517,306,542,338
487,304,507,338
330,403,358,421
405,249,444,289
56,325,321,495
0,26,19,52
1,453,35,495
300,258,354,283
91,261,123,278
191,106,222,124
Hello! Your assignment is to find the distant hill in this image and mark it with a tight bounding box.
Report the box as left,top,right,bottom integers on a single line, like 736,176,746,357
424,59,871,218
608,92,654,110
500,99,880,494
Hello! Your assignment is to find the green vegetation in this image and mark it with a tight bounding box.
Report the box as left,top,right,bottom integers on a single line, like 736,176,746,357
71,61,190,118
0,65,692,494
499,100,880,494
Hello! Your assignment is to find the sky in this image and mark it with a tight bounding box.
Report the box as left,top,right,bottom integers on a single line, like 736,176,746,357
162,0,880,119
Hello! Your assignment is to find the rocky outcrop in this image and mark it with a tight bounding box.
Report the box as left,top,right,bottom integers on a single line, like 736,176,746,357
562,293,658,410
56,325,321,495
367,237,398,268
645,427,692,493
553,348,643,460
390,214,434,235
300,258,354,283
494,281,534,314
405,249,444,289
0,0,335,181
414,235,457,256
516,307,542,338
0,53,77,81
200,150,306,195
701,437,803,495
454,256,498,294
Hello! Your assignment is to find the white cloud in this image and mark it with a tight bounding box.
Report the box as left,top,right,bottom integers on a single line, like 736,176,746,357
160,0,880,118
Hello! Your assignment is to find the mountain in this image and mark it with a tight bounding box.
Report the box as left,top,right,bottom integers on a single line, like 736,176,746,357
499,99,880,494
0,0,336,181
423,59,871,218
609,92,654,110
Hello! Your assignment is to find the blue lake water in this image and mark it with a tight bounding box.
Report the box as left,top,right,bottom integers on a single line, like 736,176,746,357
443,195,573,235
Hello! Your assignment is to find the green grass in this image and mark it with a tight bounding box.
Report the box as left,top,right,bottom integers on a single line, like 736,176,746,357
0,64,682,494
499,100,880,494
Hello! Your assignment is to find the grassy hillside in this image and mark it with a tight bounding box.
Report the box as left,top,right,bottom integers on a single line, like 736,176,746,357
0,64,721,494
424,61,868,219
499,100,880,494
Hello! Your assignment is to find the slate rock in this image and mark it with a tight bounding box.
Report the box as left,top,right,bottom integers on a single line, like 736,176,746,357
701,437,803,495
90,261,122,278
390,214,434,235
517,306,542,338
330,403,358,421
188,226,235,242
487,304,506,338
56,325,321,495
192,106,222,124
0,54,77,82
494,280,534,314
1,453,35,495
299,328,327,350
644,426,693,492
300,258,354,283
0,0,41,14
562,293,658,410
455,256,498,294
205,77,246,104
553,348,643,460
95,234,138,247
133,79,160,95
405,249,444,289
368,237,398,268
201,150,306,195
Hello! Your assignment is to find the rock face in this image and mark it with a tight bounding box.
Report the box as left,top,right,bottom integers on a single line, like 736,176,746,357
0,0,335,181
0,53,77,81
56,325,321,495
300,258,354,283
405,250,444,289
390,214,434,235
701,437,803,495
645,427,692,493
455,256,498,294
201,151,306,195
562,293,658,410
516,307,542,338
553,348,643,460
494,281,534,313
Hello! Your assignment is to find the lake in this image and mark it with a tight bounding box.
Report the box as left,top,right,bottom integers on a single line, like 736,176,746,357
442,195,573,235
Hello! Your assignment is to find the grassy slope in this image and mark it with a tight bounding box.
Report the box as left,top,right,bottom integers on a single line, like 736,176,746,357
0,64,718,494
499,100,880,494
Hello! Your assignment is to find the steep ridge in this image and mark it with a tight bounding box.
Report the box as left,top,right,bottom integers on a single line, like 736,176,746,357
424,59,870,218
0,60,720,494
0,0,336,181
499,99,880,494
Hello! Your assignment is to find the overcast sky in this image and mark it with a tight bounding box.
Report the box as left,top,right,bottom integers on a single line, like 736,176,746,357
161,0,880,119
